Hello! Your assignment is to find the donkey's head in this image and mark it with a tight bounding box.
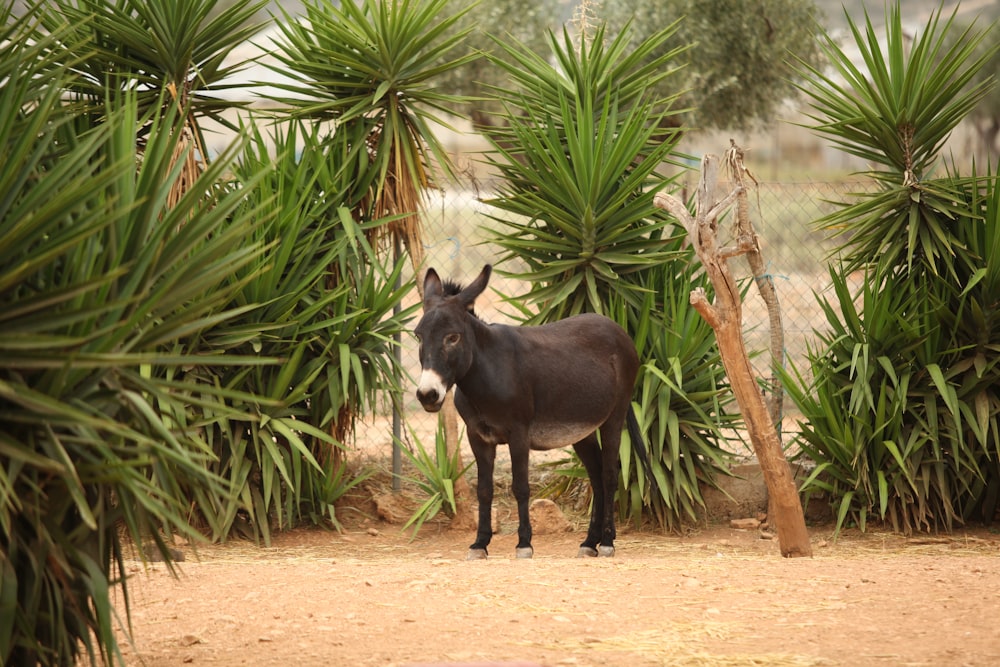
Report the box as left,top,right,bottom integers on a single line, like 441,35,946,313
413,265,491,412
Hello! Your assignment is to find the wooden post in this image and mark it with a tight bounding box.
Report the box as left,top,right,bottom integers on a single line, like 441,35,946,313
654,154,812,558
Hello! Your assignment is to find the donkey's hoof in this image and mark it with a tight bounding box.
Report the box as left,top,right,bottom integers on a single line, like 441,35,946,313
466,548,488,560
515,546,534,559
597,545,615,558
576,546,599,558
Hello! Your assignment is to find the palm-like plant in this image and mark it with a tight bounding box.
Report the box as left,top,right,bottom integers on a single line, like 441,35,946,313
263,0,478,488
481,21,688,320
625,253,741,528
0,13,267,663
40,0,267,203
266,0,477,265
792,3,995,279
480,17,739,527
175,119,417,543
785,3,1000,534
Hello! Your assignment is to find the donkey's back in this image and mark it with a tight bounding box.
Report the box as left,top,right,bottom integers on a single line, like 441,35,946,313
473,313,638,449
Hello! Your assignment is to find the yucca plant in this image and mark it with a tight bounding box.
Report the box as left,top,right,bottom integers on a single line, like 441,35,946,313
396,422,473,536
785,3,1000,534
783,269,949,533
263,0,479,504
624,253,742,529
481,15,739,528
182,119,418,543
482,20,688,320
39,0,267,204
265,0,476,267
792,2,995,280
0,9,268,662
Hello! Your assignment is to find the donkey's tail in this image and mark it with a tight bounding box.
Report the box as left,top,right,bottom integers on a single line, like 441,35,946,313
626,405,654,480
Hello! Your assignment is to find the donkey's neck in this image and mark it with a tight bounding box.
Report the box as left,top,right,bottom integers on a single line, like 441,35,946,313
458,316,518,394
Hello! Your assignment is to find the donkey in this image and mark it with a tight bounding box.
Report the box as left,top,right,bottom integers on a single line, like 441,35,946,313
414,265,648,559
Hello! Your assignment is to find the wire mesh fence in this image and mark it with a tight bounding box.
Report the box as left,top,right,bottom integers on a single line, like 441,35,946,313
355,180,869,457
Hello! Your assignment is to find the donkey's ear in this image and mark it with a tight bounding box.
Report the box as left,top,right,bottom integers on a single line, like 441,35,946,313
422,268,443,308
458,264,492,310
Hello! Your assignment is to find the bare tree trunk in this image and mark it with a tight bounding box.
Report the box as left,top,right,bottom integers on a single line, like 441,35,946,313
724,140,784,434
654,153,812,558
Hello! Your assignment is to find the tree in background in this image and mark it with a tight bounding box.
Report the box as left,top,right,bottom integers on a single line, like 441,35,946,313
944,9,1000,163
602,0,824,131
437,0,563,132
433,0,823,134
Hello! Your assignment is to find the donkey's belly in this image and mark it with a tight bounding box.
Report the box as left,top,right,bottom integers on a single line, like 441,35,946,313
528,421,598,450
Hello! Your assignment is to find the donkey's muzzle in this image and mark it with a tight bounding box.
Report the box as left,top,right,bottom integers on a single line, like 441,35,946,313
416,387,444,412
416,369,448,412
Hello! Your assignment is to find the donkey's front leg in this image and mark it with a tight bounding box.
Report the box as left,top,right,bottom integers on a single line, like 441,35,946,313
468,438,496,560
509,441,533,559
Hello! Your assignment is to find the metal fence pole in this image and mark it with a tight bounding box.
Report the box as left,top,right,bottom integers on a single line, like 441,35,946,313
392,236,402,491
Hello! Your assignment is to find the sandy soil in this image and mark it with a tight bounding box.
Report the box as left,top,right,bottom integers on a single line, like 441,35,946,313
116,514,1000,667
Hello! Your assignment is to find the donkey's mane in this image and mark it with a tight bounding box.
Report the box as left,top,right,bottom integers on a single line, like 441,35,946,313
441,278,480,319
442,279,464,297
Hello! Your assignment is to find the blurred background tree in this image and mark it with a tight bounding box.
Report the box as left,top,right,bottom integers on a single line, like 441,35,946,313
943,7,1000,163
602,0,824,132
436,0,824,133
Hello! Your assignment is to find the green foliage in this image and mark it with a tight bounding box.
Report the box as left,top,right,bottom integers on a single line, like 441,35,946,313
0,35,264,667
624,254,741,529
603,0,825,131
785,3,1000,535
482,19,738,528
39,0,267,132
482,21,687,320
186,119,417,543
397,423,472,536
266,0,476,193
793,3,996,277
2,2,429,663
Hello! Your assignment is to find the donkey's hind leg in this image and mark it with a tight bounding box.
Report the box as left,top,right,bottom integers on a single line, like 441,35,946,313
572,434,605,558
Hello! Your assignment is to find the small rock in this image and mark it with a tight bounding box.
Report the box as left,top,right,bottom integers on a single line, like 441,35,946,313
529,498,571,535
366,527,379,537
730,517,761,530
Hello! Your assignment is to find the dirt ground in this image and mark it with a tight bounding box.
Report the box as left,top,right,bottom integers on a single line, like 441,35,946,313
116,502,1000,667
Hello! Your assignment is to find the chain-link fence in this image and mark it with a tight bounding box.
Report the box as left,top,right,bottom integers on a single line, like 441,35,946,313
355,180,867,456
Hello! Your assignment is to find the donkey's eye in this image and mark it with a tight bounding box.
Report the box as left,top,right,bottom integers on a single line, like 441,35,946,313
444,333,461,347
